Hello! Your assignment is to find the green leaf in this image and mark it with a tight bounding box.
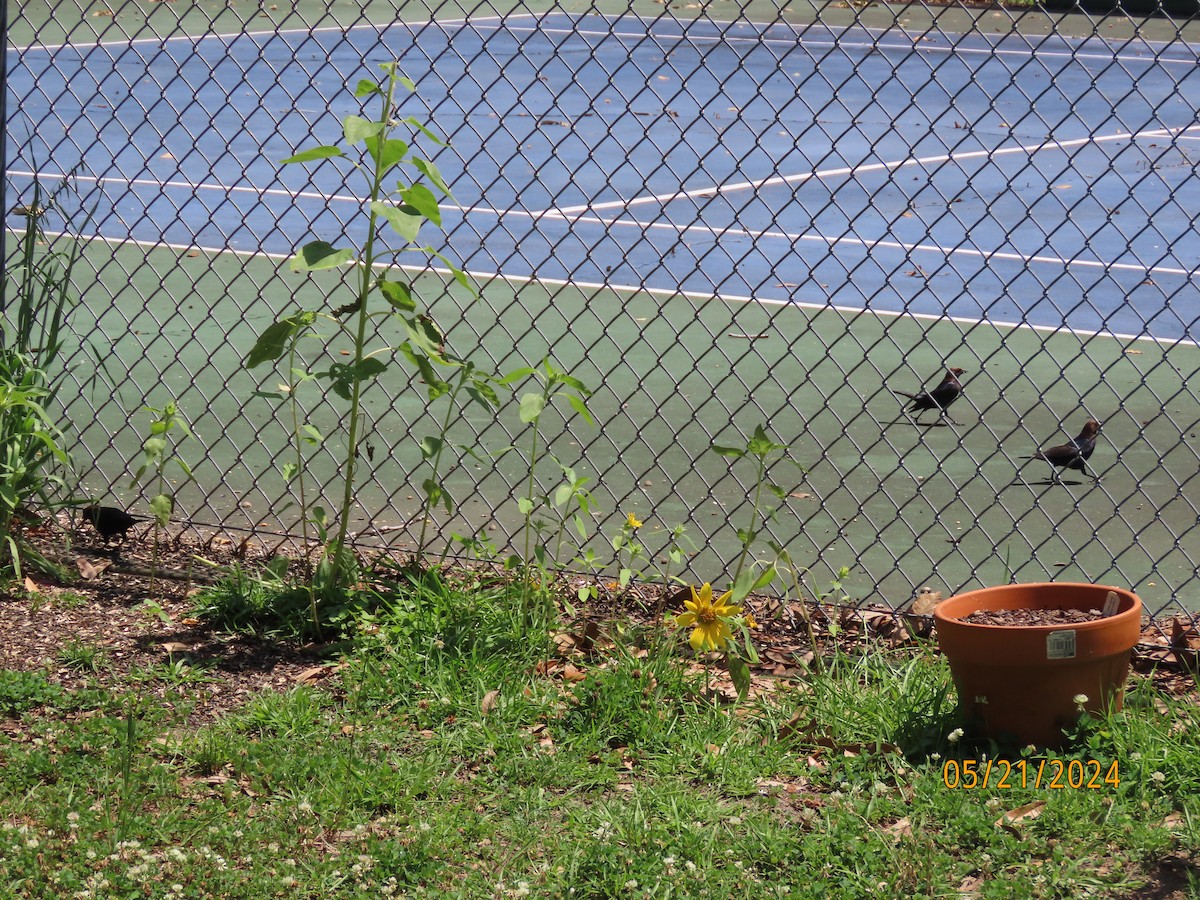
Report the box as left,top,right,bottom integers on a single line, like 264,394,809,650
280,145,344,165
282,462,299,482
323,357,389,401
752,565,777,592
400,183,441,226
370,201,423,242
291,242,353,272
343,115,384,145
366,136,408,172
465,382,500,409
401,117,445,147
142,435,167,461
519,392,545,424
421,477,444,508
419,436,443,460
499,366,537,385
728,657,751,701
711,444,746,459
300,424,323,445
566,394,594,425
354,79,382,98
748,424,787,457
149,493,174,527
730,568,756,604
377,278,415,312
517,497,534,516
246,311,316,368
413,156,452,195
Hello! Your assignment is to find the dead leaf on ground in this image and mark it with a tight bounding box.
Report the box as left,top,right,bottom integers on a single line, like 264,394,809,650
76,557,112,580
559,663,586,683
883,816,912,841
910,588,942,616
958,873,984,895
995,800,1045,836
480,688,500,716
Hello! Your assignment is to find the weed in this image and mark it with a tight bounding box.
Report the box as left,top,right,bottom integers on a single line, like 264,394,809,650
0,668,63,714
57,640,107,673
247,62,476,603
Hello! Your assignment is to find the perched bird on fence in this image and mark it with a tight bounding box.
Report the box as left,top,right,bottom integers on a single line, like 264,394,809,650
893,367,966,424
82,505,141,542
1023,420,1102,481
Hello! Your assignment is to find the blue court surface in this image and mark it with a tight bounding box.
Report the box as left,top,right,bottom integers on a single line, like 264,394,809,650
7,12,1200,341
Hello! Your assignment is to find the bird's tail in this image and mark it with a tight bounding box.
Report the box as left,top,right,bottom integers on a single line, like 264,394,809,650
892,389,916,400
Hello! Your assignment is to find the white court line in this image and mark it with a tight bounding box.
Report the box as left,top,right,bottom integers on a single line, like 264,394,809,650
43,231,1196,349
12,9,1196,65
552,212,1198,280
12,135,1196,283
553,125,1197,216
495,20,1200,67
6,13,531,53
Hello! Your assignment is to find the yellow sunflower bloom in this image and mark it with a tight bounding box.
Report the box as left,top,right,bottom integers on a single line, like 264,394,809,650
673,583,742,652
626,512,644,530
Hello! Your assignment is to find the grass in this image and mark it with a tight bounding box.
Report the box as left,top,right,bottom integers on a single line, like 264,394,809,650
0,568,1197,898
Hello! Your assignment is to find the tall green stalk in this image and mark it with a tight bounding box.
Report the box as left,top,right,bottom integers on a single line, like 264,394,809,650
248,63,475,600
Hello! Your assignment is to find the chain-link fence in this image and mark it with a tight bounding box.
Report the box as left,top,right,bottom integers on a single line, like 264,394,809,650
3,0,1199,619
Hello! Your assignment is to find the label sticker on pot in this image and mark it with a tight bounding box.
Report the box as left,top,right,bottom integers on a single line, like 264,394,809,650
1047,630,1077,660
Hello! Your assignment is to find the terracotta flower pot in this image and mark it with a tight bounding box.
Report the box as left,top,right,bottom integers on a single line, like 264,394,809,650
934,583,1142,748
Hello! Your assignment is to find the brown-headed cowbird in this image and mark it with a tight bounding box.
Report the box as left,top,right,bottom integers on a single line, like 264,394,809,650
894,367,966,424
1024,419,1102,481
83,505,140,541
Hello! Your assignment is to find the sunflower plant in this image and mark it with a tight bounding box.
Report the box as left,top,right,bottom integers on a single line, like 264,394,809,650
671,582,759,700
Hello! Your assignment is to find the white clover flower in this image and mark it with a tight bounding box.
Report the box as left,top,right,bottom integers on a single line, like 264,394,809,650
1073,693,1089,706
947,728,964,743
1152,771,1166,783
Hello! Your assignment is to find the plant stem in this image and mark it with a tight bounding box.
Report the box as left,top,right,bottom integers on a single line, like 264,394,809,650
287,340,318,630
418,374,466,564
331,73,399,575
731,455,767,584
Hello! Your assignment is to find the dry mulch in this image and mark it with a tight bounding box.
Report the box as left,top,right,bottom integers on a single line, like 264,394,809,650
0,515,1195,727
957,607,1108,627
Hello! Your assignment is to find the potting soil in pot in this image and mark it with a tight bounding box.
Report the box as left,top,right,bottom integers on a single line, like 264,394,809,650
957,607,1107,627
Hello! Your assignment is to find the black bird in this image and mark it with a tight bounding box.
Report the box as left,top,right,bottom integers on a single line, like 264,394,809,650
83,505,141,542
1024,420,1102,481
894,367,966,424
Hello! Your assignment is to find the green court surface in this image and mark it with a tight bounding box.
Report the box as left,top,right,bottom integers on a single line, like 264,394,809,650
8,0,1200,48
10,0,1200,615
53,238,1200,615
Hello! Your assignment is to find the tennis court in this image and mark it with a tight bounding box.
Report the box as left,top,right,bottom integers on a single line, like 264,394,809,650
5,5,1200,611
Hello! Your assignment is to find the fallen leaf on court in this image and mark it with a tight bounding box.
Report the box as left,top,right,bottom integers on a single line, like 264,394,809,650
160,642,190,654
23,577,38,594
480,689,500,716
340,724,355,735
995,800,1045,836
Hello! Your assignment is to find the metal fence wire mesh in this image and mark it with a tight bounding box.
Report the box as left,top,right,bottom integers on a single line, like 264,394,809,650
3,1,1199,620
